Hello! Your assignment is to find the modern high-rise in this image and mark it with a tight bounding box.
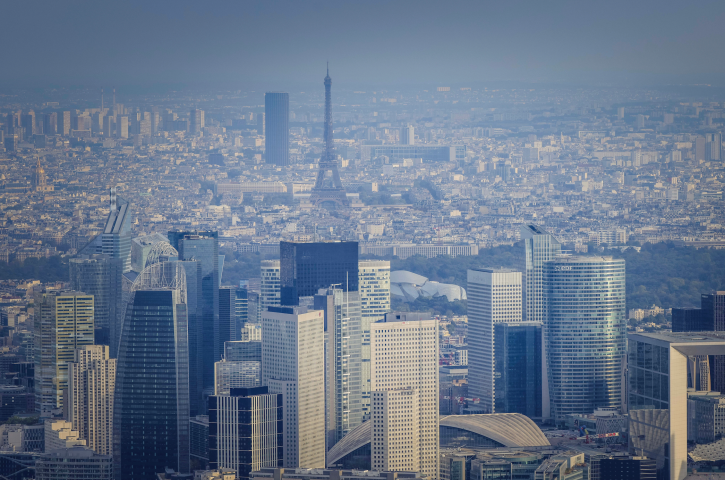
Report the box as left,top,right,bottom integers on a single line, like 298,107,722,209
175,259,204,415
190,109,205,135
170,231,220,393
358,260,390,419
114,262,190,480
116,116,128,138
43,112,57,135
467,268,522,413
370,312,439,479
264,93,289,167
400,125,414,145
225,339,262,362
214,359,261,395
59,111,71,136
261,260,281,311
67,345,116,455
220,287,238,357
493,322,542,418
69,254,122,347
34,290,95,412
261,306,325,468
706,133,722,162
280,241,359,306
520,224,561,419
545,256,626,421
208,386,283,479
314,287,363,450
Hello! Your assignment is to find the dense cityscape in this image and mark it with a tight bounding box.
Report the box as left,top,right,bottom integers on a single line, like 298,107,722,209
1,3,725,480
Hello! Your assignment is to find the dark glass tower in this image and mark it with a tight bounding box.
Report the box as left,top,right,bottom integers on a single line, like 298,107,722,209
69,254,121,346
175,260,204,415
169,231,220,394
494,322,542,418
219,287,236,351
114,264,190,480
264,92,289,167
279,241,358,306
208,386,282,478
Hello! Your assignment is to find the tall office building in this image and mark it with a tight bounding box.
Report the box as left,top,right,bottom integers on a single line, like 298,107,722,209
545,256,626,421
401,125,414,145
21,112,36,136
695,136,706,162
520,224,561,419
467,268,522,413
67,345,116,455
370,312,439,479
358,260,390,419
175,259,204,415
261,306,325,468
209,386,283,479
214,359,261,395
69,254,121,347
706,133,722,162
34,290,94,412
280,241,359,306
102,187,133,274
43,113,57,135
493,322,542,418
220,287,238,358
59,111,71,136
190,109,205,135
170,231,220,393
265,92,289,167
314,287,363,450
114,262,190,480
116,116,128,138
261,260,281,311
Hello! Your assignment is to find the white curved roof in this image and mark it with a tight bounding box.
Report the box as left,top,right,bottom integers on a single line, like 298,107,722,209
390,270,428,285
440,414,550,448
327,414,549,467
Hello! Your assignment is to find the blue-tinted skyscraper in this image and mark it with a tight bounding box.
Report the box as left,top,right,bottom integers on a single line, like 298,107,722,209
264,92,289,167
169,231,220,394
545,256,626,421
494,322,542,418
102,187,133,273
114,262,190,480
280,241,358,306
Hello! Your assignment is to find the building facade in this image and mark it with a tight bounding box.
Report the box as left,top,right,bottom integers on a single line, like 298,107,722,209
261,306,325,468
264,92,289,167
467,268,522,413
494,322,542,418
370,312,439,479
545,256,626,422
261,260,281,311
67,345,116,455
34,290,95,412
113,262,190,480
208,386,283,479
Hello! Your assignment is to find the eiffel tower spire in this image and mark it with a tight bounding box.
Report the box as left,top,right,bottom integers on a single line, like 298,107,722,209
310,64,349,208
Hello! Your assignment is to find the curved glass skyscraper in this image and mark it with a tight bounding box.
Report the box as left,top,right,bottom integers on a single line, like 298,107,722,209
114,262,190,480
545,256,626,422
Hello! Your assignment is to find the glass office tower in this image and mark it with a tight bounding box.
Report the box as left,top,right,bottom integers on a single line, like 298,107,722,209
69,254,120,346
169,231,219,393
545,256,626,422
494,322,542,418
280,241,359,306
520,225,561,420
114,262,190,480
264,92,289,167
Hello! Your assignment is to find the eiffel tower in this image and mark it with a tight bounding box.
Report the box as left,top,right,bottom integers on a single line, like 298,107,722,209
309,64,349,208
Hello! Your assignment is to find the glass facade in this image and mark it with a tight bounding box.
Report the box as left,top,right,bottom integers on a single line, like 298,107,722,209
176,260,204,415
494,322,542,418
114,289,190,480
170,231,219,393
265,92,289,167
280,241,359,306
545,256,626,421
69,255,117,345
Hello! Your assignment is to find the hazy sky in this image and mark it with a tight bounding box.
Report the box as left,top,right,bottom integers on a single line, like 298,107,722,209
3,0,725,89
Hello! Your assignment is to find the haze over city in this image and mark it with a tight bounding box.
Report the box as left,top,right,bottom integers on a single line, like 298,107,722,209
0,2,724,480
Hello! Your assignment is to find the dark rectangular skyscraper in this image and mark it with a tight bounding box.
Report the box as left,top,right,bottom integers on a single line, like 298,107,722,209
494,322,542,418
279,241,358,305
264,92,289,166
